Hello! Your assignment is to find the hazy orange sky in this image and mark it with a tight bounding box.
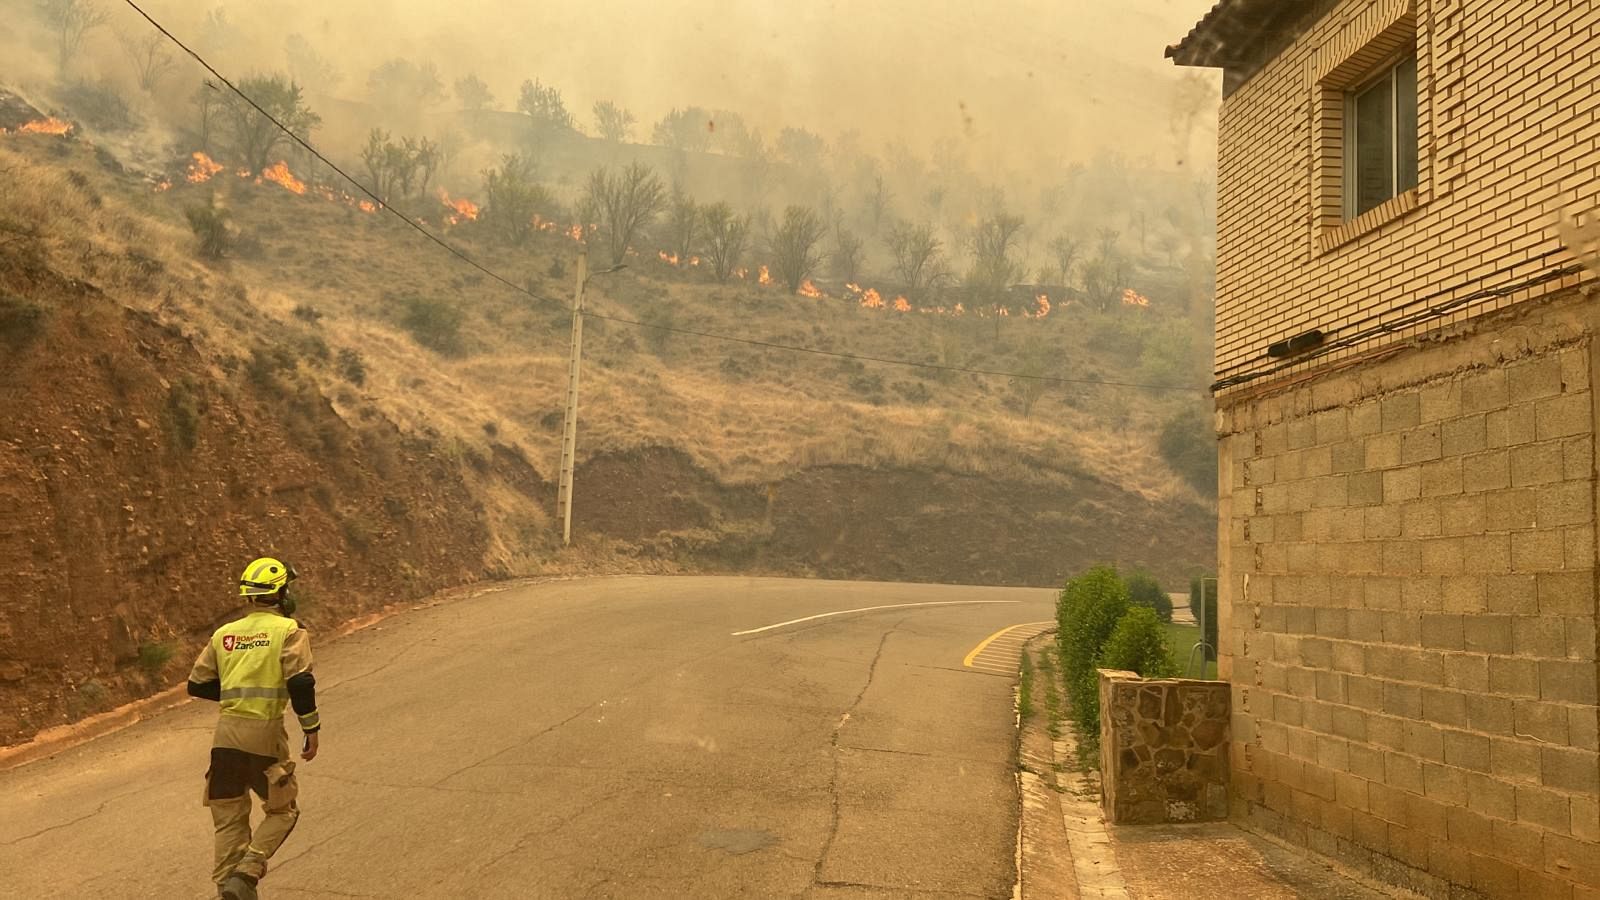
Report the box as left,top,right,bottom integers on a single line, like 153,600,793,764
90,0,1220,172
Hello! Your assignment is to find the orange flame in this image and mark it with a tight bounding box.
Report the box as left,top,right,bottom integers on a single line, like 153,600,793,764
236,168,252,179
859,288,885,309
659,250,680,266
892,296,912,313
844,282,862,294
258,161,307,195
953,303,965,317
1121,288,1151,307
758,265,772,286
1033,293,1052,319
568,224,584,242
735,267,749,280
798,279,823,298
688,255,700,267
437,189,478,224
9,117,73,136
153,179,172,193
358,200,376,213
186,151,224,184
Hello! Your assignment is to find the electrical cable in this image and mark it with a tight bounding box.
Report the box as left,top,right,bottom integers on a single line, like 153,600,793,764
121,0,1209,395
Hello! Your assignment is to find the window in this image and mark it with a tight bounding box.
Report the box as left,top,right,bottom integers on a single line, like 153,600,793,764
1344,56,1418,218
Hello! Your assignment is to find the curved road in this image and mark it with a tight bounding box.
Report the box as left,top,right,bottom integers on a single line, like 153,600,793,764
1,576,1054,898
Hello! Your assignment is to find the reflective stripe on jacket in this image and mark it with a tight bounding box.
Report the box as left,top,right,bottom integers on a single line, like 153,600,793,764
211,610,298,720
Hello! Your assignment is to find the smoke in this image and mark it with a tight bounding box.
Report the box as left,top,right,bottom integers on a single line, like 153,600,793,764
7,0,1219,173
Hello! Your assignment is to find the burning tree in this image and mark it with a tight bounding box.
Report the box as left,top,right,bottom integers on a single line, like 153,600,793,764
769,205,828,293
662,185,699,262
119,31,173,94
219,75,320,175
593,101,634,143
39,0,107,75
584,163,665,266
884,221,944,292
701,202,750,283
454,74,494,112
481,154,555,246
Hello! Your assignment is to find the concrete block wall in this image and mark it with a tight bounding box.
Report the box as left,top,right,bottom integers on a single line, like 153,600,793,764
1216,291,1600,899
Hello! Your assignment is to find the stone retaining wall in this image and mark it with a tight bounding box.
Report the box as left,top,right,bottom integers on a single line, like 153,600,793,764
1099,668,1232,825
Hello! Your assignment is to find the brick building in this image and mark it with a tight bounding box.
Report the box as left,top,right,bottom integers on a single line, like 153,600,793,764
1169,1,1600,897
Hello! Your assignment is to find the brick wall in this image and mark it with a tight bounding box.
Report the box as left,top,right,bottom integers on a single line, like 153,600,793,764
1212,0,1599,380
1217,291,1600,898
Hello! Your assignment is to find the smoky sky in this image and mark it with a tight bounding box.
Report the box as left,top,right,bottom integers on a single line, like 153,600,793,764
82,0,1219,172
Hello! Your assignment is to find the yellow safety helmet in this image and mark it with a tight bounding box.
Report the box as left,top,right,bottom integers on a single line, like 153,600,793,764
239,557,297,598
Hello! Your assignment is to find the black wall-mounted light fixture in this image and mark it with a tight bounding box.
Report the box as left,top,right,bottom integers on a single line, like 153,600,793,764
1266,329,1326,359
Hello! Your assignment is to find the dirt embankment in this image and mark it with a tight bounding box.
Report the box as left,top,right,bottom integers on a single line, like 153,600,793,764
0,268,488,745
573,447,1214,588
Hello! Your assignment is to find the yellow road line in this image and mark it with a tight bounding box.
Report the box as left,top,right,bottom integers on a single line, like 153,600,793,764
963,620,1055,668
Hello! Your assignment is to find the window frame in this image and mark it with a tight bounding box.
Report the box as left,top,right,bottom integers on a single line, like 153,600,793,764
1342,53,1419,220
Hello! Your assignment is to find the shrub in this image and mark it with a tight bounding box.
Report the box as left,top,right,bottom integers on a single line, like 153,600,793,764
398,294,465,355
638,303,675,356
1159,407,1217,495
1189,573,1219,661
1056,565,1130,736
137,641,175,675
184,204,234,259
292,304,324,323
336,348,366,386
0,293,48,352
1098,607,1179,678
1126,570,1172,622
164,379,203,453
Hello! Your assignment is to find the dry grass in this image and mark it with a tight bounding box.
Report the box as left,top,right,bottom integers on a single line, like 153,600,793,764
4,137,1209,513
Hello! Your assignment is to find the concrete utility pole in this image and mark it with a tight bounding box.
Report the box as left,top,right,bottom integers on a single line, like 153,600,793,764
556,250,588,546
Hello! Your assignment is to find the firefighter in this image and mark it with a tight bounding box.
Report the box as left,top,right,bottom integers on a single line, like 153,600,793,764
186,558,321,900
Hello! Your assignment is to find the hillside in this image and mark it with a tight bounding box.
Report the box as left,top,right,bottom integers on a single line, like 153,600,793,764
0,108,1214,745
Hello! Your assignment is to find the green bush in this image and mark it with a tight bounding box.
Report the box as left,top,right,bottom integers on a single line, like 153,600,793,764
1098,608,1179,678
398,294,465,355
0,293,48,352
137,641,175,675
336,348,367,386
1126,570,1172,622
1189,573,1219,661
184,204,234,259
1159,407,1217,495
1055,565,1130,736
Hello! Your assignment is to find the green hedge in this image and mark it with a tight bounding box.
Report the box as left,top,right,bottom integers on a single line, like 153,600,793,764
1099,607,1178,678
1056,565,1129,736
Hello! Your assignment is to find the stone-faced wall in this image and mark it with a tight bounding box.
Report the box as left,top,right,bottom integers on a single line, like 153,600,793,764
1216,290,1600,898
1099,669,1232,825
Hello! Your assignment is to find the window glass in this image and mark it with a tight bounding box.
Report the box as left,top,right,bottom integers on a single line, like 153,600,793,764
1397,56,1419,192
1351,70,1395,217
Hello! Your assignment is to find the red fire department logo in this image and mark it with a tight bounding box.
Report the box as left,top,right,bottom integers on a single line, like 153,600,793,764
222,635,236,652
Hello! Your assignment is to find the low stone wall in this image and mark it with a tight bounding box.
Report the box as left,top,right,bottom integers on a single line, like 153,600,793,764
1099,668,1231,825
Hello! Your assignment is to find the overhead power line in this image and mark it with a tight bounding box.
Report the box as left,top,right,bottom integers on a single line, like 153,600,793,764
120,0,1207,395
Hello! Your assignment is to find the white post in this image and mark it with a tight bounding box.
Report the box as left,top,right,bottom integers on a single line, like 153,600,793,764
556,250,588,546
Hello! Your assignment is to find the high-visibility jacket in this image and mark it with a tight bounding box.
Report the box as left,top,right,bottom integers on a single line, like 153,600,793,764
211,610,300,721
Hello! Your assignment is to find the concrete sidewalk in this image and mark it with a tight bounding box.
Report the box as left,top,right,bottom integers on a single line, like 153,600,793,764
1017,636,1410,900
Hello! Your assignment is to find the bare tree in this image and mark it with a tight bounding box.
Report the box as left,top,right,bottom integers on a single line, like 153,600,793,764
651,107,712,153
1096,227,1120,259
584,162,666,265
593,100,635,143
518,79,575,149
453,74,494,112
1049,235,1080,287
120,31,173,94
885,221,943,291
832,224,864,283
967,212,1026,338
770,206,828,292
220,75,320,174
662,185,699,260
702,202,750,283
867,172,893,235
41,0,107,75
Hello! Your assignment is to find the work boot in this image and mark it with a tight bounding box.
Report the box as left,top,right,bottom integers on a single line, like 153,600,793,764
219,873,259,900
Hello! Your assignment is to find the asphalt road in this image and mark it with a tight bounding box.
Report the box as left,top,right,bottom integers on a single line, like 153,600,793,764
0,576,1054,899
